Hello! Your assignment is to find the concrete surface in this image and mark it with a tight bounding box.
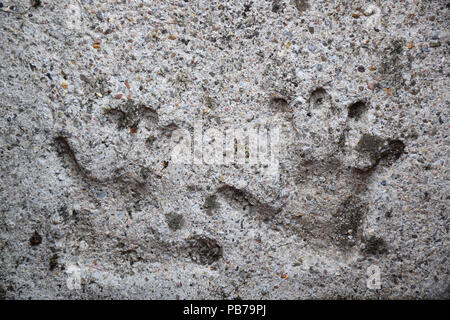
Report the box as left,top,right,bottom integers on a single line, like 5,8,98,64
0,0,448,299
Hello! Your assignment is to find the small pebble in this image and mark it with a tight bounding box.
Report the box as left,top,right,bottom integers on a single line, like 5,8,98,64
96,11,104,22
308,44,317,52
429,41,441,47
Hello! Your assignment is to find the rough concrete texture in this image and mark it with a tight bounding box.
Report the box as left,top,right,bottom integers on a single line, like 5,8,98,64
0,0,448,299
